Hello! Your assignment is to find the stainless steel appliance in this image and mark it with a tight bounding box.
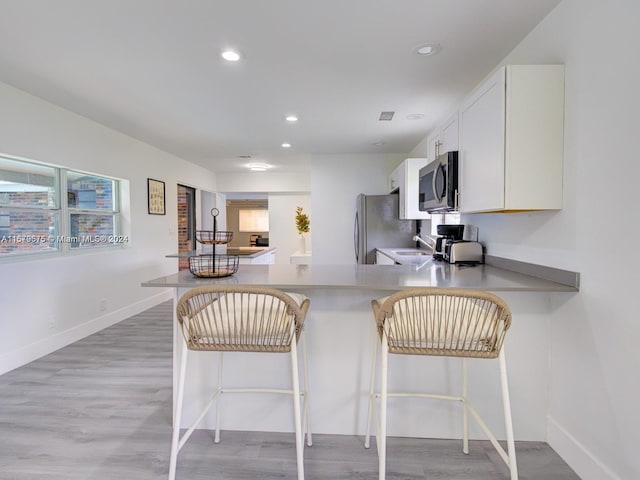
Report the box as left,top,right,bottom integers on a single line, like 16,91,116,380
444,241,484,264
355,194,416,264
418,151,459,212
433,224,465,260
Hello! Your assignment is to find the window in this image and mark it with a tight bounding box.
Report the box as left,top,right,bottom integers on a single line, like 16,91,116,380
66,170,119,249
0,154,125,257
0,156,59,255
238,209,269,232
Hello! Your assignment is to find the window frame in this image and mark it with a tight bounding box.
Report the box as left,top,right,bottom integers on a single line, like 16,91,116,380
0,153,126,260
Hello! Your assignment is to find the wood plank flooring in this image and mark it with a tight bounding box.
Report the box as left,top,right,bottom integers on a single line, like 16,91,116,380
0,301,580,479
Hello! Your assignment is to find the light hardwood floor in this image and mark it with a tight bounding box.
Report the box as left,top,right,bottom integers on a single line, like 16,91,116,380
0,301,580,479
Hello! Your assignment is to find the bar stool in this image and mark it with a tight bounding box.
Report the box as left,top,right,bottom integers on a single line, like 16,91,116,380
364,287,518,480
169,285,312,480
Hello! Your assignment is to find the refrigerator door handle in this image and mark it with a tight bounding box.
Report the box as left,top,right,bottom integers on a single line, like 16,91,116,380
354,211,359,263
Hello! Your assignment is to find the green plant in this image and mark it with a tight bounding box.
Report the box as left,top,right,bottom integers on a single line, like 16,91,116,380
295,206,310,234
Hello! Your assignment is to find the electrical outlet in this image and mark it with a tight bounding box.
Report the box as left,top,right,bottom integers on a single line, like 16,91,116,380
99,299,107,312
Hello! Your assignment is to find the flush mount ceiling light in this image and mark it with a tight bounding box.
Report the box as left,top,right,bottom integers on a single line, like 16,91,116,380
414,43,442,56
285,115,298,122
247,163,269,172
281,143,291,148
406,113,425,120
221,49,241,62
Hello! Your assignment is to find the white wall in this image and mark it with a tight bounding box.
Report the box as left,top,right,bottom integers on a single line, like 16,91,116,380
310,153,404,264
216,171,311,193
268,193,311,264
0,81,217,374
449,1,639,478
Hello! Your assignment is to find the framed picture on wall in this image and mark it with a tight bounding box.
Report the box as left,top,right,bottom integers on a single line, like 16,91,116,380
147,178,166,215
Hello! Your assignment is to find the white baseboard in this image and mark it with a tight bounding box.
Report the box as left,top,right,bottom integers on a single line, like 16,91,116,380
547,416,621,480
0,291,173,376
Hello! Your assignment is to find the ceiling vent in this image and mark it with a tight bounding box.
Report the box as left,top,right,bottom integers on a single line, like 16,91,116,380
378,111,395,121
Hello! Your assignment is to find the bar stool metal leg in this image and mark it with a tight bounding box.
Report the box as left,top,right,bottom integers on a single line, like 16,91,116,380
290,332,305,480
168,346,188,480
214,352,223,444
462,358,469,454
378,334,389,480
364,327,379,449
499,350,518,480
300,329,313,447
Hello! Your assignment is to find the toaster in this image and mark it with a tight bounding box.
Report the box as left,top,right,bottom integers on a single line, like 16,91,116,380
444,241,483,264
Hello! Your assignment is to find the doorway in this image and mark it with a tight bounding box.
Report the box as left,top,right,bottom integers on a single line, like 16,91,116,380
177,184,196,271
225,194,269,247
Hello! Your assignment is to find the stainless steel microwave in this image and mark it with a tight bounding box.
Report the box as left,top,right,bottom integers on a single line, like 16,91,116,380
418,151,459,212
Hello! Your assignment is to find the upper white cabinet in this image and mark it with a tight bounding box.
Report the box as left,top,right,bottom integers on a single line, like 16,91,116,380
427,131,440,162
389,158,429,219
459,65,564,213
440,111,459,155
427,111,459,162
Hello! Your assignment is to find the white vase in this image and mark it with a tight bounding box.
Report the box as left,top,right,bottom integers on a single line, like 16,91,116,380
299,234,306,254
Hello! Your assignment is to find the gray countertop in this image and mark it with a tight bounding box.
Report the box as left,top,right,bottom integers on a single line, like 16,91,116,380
142,262,578,292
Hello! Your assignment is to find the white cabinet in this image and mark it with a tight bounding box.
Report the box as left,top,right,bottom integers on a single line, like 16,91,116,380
239,250,275,264
290,252,312,264
427,132,440,162
427,111,458,162
389,164,401,193
459,65,564,213
440,111,459,155
388,158,429,219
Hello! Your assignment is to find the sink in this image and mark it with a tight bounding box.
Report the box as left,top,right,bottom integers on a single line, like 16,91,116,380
393,250,430,256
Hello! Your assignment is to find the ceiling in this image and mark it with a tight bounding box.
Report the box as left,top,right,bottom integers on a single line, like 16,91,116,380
0,0,562,174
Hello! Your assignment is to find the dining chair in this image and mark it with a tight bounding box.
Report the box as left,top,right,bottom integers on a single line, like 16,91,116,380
364,287,518,480
169,285,312,480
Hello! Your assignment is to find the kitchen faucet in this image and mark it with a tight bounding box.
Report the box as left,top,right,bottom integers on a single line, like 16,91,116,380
412,234,436,251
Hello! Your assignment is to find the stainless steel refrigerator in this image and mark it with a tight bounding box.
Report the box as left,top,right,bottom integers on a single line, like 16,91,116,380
354,193,417,264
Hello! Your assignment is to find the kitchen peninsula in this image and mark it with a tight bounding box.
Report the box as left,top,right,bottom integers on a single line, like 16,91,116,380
143,261,577,442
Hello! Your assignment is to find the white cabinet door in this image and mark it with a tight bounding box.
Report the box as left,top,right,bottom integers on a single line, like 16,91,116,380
459,68,506,213
440,111,459,154
392,158,429,219
389,162,402,193
427,132,440,162
459,65,564,213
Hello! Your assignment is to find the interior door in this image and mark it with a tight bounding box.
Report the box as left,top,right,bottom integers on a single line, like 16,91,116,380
177,184,196,271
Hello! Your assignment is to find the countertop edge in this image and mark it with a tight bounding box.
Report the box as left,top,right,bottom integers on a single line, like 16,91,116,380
484,255,580,290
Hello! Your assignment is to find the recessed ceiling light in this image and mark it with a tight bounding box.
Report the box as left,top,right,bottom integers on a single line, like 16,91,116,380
406,113,425,120
372,141,386,146
285,115,298,122
221,49,241,62
281,143,291,148
247,163,269,172
414,43,442,56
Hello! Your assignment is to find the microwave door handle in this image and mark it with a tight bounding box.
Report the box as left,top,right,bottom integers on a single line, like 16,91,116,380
354,211,359,262
437,163,447,201
432,164,440,201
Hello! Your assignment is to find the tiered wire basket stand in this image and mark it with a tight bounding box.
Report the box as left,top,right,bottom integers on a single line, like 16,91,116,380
189,208,239,278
